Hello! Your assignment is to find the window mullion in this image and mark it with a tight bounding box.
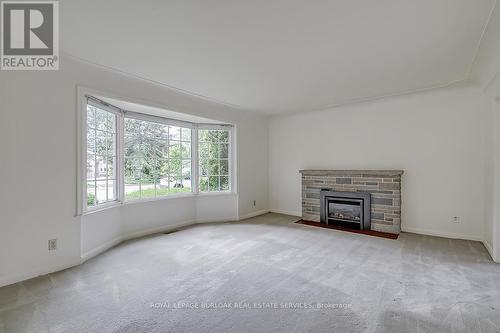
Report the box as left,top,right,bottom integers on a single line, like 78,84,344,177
117,112,125,203
192,125,199,194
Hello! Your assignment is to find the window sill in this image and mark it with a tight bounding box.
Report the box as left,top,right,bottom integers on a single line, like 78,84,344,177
197,191,236,197
80,191,237,216
123,192,195,205
82,201,121,216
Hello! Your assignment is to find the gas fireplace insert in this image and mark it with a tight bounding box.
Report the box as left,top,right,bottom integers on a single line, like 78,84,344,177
320,190,371,230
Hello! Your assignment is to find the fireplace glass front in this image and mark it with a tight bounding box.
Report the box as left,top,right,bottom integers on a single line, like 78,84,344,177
320,190,371,230
328,199,362,223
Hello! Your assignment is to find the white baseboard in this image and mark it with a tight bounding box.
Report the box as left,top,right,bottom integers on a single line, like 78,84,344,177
122,219,197,241
401,226,483,242
195,217,236,224
269,209,302,217
0,260,81,288
81,237,123,262
482,239,497,262
238,209,270,220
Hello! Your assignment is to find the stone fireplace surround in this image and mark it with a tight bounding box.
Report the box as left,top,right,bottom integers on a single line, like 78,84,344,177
300,170,404,234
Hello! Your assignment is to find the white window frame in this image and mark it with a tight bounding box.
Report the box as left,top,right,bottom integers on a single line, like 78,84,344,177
79,97,123,213
122,113,195,202
76,88,236,216
196,124,234,194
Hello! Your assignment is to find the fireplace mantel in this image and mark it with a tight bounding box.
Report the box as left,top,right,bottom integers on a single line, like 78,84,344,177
300,170,404,176
300,169,403,234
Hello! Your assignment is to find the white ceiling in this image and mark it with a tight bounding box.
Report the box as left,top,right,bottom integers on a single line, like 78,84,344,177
61,0,496,114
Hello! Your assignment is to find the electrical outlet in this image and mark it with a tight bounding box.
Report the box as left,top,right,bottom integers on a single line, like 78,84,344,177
253,200,256,207
48,239,57,251
452,216,460,224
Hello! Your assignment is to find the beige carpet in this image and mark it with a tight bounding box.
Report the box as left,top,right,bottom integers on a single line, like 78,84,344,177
0,213,499,332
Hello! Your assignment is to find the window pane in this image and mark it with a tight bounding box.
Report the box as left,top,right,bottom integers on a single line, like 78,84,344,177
168,159,182,176
145,122,165,140
220,176,229,191
207,130,219,142
95,181,107,204
200,160,209,176
107,156,116,179
87,105,96,128
155,183,168,197
220,143,229,159
200,177,209,191
169,126,181,140
160,124,169,140
209,143,220,159
158,174,169,189
87,128,96,154
182,161,191,192
125,118,141,140
140,182,155,199
208,159,219,175
182,160,191,179
125,159,141,182
169,141,181,159
181,142,191,159
219,130,229,142
209,176,219,191
87,182,96,206
95,156,107,180
199,142,209,159
181,128,191,141
172,177,183,189
199,130,209,142
87,154,96,180
95,130,107,156
125,182,140,200
141,156,156,185
107,180,116,201
95,108,109,131
220,159,229,175
106,112,116,133
106,132,116,156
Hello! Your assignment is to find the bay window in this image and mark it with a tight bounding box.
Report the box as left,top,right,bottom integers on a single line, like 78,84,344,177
82,96,233,212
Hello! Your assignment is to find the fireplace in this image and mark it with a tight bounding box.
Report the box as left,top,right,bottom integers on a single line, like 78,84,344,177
301,170,403,233
320,190,371,230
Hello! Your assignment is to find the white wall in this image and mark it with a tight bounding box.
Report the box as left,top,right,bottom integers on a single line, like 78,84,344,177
484,76,500,261
0,55,269,287
482,92,495,257
269,86,487,241
473,2,500,261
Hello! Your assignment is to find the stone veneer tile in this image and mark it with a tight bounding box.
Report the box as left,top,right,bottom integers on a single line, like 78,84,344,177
336,177,352,184
300,170,403,234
